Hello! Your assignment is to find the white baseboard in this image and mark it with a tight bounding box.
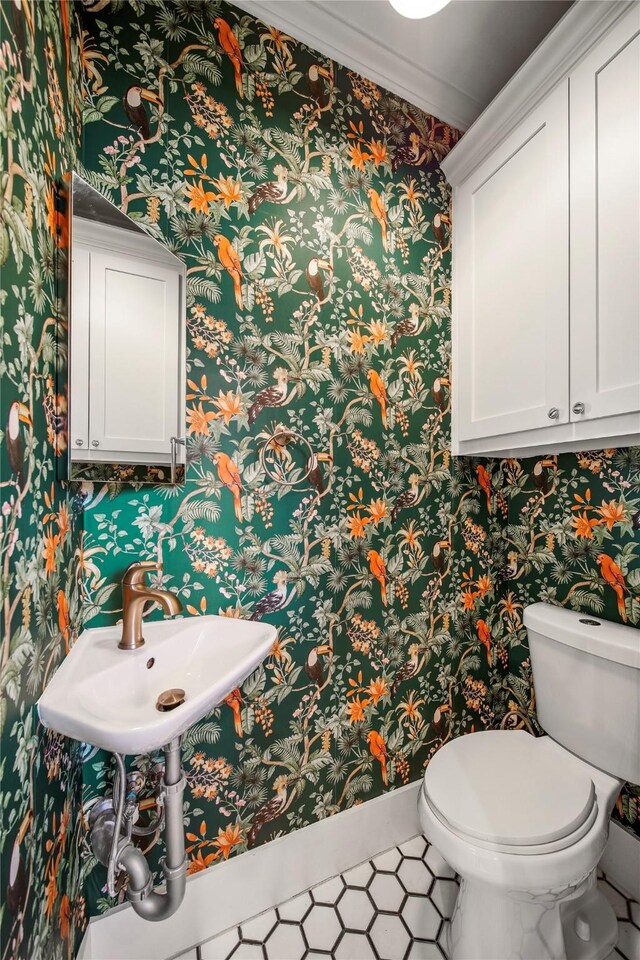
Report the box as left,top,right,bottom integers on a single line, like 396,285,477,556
79,781,422,960
600,819,640,903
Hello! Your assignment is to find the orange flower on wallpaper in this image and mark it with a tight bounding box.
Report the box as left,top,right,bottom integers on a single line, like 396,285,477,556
43,527,61,574
368,677,388,705
399,177,425,209
597,499,627,530
368,320,388,344
213,823,244,859
187,401,217,436
184,179,216,214
348,142,370,170
346,513,370,539
476,574,492,597
571,510,599,539
59,893,71,942
212,390,243,424
347,328,371,354
461,588,478,611
213,175,243,209
367,499,388,525
187,849,217,874
346,695,370,724
56,501,70,539
368,139,388,166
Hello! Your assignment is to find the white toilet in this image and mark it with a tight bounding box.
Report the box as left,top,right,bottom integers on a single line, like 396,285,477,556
419,602,640,960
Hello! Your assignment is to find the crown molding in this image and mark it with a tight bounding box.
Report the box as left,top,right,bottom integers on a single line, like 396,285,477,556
229,0,481,130
441,0,637,185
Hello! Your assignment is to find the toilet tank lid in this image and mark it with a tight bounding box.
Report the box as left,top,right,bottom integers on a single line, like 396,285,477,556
524,603,640,668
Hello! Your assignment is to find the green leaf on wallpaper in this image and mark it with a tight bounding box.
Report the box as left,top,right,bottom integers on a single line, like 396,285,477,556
568,591,605,613
627,568,640,590
181,721,222,761
181,55,222,86
243,44,267,71
187,277,222,302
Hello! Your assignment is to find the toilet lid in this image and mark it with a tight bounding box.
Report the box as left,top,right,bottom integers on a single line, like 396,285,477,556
424,731,596,847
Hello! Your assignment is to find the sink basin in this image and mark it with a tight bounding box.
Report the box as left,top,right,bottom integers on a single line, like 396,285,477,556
38,616,276,755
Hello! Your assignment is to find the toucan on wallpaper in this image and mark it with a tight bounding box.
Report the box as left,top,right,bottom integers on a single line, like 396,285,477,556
1,0,639,957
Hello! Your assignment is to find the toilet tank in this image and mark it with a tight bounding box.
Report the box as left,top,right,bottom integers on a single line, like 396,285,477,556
523,603,640,784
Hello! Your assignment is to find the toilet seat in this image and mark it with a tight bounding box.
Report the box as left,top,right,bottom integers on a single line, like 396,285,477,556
423,730,597,855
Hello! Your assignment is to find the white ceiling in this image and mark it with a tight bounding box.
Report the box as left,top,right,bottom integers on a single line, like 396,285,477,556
232,0,574,129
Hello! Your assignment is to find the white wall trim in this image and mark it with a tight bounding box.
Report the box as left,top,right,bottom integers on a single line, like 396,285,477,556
78,781,422,960
601,820,640,903
441,0,635,184
230,0,479,130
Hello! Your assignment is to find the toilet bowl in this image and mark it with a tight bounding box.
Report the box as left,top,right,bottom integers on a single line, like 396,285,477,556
418,604,640,960
419,730,621,960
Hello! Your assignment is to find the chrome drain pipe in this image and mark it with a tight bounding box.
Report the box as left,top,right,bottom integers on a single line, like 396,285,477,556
91,738,187,922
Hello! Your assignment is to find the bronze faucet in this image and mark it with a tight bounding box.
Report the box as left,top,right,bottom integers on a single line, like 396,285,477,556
119,561,182,650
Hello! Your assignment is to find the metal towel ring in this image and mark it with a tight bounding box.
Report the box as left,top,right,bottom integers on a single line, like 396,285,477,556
259,430,316,488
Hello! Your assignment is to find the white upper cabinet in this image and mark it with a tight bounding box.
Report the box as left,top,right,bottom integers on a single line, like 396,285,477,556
570,16,640,425
88,251,181,458
443,1,640,457
455,81,569,442
70,218,184,465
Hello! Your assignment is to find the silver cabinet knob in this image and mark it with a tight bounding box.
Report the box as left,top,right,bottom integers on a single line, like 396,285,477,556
75,439,84,446
548,407,560,420
572,402,585,415
91,440,100,447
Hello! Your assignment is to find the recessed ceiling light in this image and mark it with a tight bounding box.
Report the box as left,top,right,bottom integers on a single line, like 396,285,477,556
388,0,451,18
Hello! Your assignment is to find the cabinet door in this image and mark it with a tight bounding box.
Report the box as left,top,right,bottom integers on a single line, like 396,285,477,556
70,245,90,455
570,7,640,423
455,81,569,442
88,251,181,457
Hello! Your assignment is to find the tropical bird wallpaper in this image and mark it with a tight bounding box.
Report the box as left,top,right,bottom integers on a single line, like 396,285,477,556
0,0,639,957
1,1,88,957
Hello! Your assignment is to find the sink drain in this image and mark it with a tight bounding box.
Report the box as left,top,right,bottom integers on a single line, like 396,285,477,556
156,688,186,712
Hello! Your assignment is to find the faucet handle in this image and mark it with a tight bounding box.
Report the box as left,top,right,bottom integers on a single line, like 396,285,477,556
123,560,163,586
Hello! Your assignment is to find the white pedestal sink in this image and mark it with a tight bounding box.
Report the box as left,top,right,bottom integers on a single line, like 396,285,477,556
38,615,276,754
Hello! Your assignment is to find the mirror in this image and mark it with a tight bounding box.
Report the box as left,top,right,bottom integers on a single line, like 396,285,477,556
66,173,185,483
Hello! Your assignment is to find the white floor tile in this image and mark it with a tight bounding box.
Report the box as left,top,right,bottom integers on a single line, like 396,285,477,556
302,903,342,952
229,944,264,960
311,874,345,905
402,894,441,940
398,857,432,895
335,932,376,960
368,871,406,912
240,909,278,943
408,942,446,959
337,888,375,932
617,919,640,960
372,847,403,872
200,927,242,960
343,860,374,889
398,836,427,860
369,913,411,960
263,922,306,960
276,891,312,922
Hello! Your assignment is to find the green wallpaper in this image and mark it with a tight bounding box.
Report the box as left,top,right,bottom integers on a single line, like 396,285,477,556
75,0,640,921
2,3,637,952
1,2,87,957
74,0,513,915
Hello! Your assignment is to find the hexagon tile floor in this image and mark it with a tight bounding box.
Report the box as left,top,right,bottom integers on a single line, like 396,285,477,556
173,835,640,960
